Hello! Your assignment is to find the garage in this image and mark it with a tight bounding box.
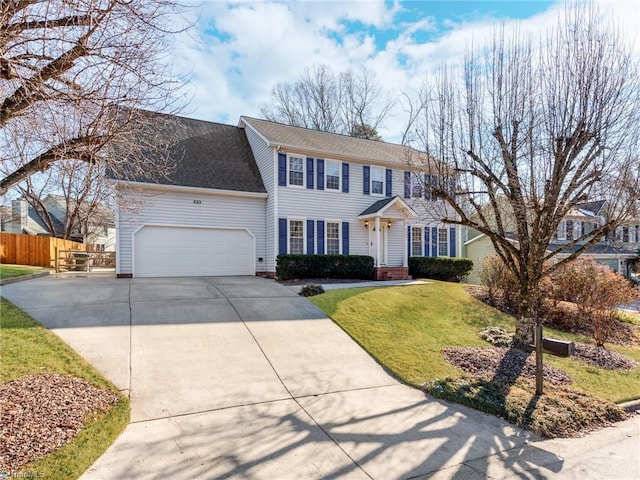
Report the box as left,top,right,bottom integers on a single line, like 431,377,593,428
133,225,255,277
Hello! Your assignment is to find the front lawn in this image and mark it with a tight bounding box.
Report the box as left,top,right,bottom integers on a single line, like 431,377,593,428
0,298,129,478
0,264,48,280
309,281,640,404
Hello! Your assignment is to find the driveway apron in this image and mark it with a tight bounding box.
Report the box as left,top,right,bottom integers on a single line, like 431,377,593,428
3,275,553,479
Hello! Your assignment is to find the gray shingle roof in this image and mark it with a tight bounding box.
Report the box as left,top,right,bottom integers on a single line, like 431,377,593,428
116,112,266,193
241,116,433,167
359,197,397,216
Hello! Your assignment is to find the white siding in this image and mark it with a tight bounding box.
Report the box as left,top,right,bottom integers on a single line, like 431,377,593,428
276,160,453,267
244,125,277,272
116,187,266,275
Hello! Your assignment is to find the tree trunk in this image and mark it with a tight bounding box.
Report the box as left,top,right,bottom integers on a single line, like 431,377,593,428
513,283,539,348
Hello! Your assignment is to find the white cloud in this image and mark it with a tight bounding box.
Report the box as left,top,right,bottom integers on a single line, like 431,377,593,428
172,0,640,143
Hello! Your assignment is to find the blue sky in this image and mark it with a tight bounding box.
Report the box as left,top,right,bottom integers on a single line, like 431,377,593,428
174,1,639,142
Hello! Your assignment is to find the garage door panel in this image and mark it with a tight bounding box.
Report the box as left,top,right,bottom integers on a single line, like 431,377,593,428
134,226,254,277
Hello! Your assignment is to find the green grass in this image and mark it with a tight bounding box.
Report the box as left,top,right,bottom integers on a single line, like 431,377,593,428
310,281,640,403
0,297,129,478
0,264,47,280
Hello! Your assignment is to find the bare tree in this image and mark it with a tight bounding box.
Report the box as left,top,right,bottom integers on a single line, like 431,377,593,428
0,0,190,196
16,159,113,242
409,2,640,392
261,64,393,139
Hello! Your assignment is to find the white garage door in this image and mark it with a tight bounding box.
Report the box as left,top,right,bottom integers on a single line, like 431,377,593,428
134,225,255,277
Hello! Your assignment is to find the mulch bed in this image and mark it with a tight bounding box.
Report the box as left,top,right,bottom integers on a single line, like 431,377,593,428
573,342,639,370
443,347,573,384
0,374,119,472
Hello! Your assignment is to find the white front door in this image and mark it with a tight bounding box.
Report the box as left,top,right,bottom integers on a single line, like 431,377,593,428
368,222,388,266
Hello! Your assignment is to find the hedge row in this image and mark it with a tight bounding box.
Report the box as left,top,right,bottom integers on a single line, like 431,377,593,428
409,257,473,282
276,254,374,281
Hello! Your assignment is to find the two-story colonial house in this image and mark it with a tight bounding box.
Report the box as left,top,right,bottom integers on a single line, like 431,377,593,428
112,113,461,278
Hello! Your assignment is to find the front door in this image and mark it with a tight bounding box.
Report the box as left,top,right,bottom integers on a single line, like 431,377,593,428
368,222,388,266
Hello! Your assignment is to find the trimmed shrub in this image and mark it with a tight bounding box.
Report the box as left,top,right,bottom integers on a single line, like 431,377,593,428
408,257,473,282
478,255,519,310
276,254,374,281
299,284,325,297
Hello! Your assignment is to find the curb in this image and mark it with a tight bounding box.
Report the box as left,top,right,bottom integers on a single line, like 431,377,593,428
0,270,50,286
619,399,640,414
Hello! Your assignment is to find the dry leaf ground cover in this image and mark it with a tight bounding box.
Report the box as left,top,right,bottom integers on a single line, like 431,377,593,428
0,297,129,477
310,281,640,437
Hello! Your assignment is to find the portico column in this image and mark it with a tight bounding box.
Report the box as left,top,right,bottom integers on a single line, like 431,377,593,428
375,216,381,267
403,219,408,267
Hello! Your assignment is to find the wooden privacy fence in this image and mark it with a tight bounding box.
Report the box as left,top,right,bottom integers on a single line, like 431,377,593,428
0,232,88,268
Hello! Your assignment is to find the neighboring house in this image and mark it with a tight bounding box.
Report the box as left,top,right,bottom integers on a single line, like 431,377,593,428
1,196,116,250
463,200,639,284
112,113,462,278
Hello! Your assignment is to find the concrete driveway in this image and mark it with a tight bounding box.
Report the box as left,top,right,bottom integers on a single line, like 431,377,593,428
2,275,638,479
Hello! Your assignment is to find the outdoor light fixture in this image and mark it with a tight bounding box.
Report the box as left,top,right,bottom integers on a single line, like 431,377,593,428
364,220,369,227
387,221,392,228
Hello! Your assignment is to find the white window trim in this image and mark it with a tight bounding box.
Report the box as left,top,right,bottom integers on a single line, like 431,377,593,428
288,218,306,254
437,227,449,257
410,225,424,257
411,173,422,198
557,220,567,241
370,166,385,197
325,219,342,255
287,154,305,188
325,160,341,191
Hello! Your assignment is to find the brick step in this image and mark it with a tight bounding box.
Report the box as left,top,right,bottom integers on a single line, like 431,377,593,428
374,267,412,281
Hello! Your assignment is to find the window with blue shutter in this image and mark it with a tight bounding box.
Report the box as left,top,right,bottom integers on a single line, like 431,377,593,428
307,220,315,254
278,153,287,186
306,158,314,189
449,227,456,257
431,226,438,257
278,218,287,254
363,166,370,195
385,169,392,197
424,174,431,201
424,227,430,257
316,220,325,254
342,163,349,193
404,171,411,198
342,222,349,255
317,159,325,191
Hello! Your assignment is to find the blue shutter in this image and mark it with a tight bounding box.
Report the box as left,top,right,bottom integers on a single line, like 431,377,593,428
424,174,431,201
449,178,456,200
407,226,412,258
278,153,287,186
386,169,392,197
316,220,325,254
317,159,325,191
307,220,315,254
278,218,287,254
363,166,370,195
424,227,430,257
342,163,349,193
306,158,314,189
431,227,438,257
342,222,350,255
449,227,456,257
404,171,411,198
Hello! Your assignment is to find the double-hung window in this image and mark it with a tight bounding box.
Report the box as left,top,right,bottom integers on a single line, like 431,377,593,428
438,228,448,257
411,227,423,256
371,167,384,195
556,220,567,241
288,155,304,187
326,221,340,254
411,174,422,198
289,220,304,254
325,161,340,190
